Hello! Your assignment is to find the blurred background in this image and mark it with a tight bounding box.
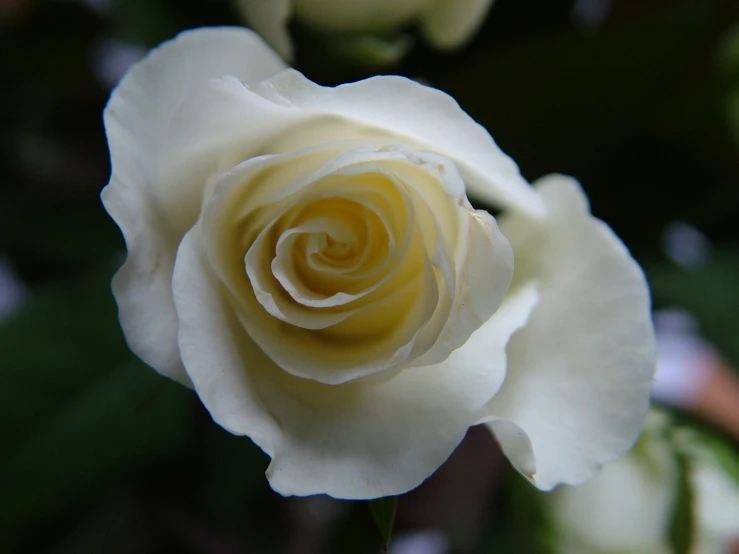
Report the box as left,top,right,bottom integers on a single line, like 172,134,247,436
2,0,739,552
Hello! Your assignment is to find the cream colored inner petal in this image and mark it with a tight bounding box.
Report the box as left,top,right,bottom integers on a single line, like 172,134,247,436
382,156,465,256
244,171,415,330
203,144,470,384
239,207,440,382
271,202,391,305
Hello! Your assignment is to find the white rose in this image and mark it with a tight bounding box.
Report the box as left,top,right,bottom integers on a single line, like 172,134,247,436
101,27,655,499
682,431,739,554
550,414,739,554
236,0,496,60
549,413,678,554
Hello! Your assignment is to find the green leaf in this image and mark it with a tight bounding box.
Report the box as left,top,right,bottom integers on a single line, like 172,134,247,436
0,264,129,441
481,470,555,554
718,24,739,82
668,449,696,554
368,496,397,552
199,427,271,526
700,436,739,488
679,424,739,490
0,265,192,551
0,197,123,277
1,361,191,547
110,0,179,46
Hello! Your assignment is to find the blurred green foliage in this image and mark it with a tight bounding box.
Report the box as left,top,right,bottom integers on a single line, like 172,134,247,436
669,446,696,554
369,496,397,552
2,0,739,552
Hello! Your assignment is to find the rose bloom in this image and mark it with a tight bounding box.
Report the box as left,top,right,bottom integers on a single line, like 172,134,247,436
236,0,496,60
102,27,655,499
550,414,739,554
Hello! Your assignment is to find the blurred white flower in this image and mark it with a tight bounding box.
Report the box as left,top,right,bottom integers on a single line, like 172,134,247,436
236,0,496,60
676,429,739,554
550,412,739,554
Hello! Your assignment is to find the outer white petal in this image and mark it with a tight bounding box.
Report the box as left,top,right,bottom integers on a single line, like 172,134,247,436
173,229,281,452
173,227,537,499
162,70,542,217
420,0,496,49
101,28,285,384
236,0,294,61
262,285,538,499
479,175,656,490
250,69,544,215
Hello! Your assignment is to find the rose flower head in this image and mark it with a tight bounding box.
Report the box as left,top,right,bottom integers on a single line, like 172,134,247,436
102,27,656,499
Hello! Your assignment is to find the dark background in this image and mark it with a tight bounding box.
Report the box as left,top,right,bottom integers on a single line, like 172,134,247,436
2,0,738,552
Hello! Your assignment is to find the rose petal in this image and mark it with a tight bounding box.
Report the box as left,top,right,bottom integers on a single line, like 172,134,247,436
249,69,544,214
420,0,496,49
173,230,281,451
478,175,656,490
204,145,483,385
163,68,542,217
242,214,441,384
101,27,285,384
261,283,539,499
410,205,514,367
174,228,537,498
